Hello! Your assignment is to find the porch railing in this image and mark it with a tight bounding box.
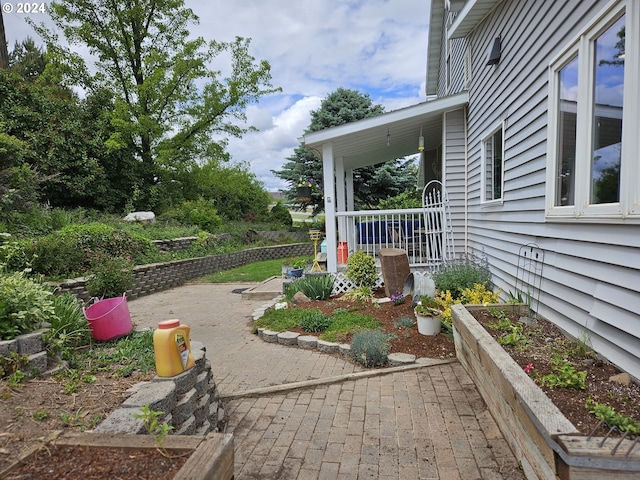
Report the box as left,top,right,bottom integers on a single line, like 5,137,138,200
335,208,451,270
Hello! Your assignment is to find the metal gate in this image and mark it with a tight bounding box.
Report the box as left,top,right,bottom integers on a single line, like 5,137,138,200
421,180,455,270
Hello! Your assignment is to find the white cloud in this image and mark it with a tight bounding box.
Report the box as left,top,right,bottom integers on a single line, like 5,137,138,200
3,0,429,190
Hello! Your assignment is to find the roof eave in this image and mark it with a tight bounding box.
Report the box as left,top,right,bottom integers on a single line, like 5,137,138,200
448,0,502,39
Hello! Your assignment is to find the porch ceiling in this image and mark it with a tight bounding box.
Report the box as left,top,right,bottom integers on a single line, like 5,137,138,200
300,92,469,171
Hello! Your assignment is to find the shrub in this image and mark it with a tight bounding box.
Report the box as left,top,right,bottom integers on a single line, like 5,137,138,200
436,283,501,324
0,271,55,340
432,252,493,299
86,256,134,298
162,198,222,233
299,311,333,333
345,250,377,288
350,329,390,367
269,202,293,227
25,223,154,277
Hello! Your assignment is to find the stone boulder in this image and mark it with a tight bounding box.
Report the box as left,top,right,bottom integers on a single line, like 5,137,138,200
123,211,156,225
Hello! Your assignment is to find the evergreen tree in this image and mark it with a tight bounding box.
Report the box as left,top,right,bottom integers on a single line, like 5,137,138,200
274,87,415,212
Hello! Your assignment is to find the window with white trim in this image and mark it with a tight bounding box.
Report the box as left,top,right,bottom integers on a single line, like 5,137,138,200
547,1,640,220
482,125,504,202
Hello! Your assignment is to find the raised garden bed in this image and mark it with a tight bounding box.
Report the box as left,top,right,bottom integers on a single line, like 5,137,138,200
452,303,640,480
0,432,233,480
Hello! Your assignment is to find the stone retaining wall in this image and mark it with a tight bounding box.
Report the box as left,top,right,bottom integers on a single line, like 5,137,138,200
152,231,310,252
94,340,224,436
0,331,48,375
56,242,313,303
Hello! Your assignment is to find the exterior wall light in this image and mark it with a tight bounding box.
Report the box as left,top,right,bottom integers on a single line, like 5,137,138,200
486,35,501,66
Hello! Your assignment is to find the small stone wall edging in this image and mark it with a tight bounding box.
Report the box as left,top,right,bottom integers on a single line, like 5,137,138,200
251,297,419,368
94,340,224,437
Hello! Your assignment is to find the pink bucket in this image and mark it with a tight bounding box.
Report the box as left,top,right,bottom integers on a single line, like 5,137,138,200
83,293,133,341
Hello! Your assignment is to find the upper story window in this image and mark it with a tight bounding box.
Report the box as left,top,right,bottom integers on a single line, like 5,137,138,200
547,1,639,221
482,124,504,203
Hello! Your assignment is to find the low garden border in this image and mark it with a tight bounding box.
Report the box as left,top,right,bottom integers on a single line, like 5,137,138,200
55,242,313,302
451,303,640,480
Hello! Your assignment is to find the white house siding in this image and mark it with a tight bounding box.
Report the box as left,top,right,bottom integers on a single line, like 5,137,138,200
437,11,467,98
443,108,467,255
455,0,640,378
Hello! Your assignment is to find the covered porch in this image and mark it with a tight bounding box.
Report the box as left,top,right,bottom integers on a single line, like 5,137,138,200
300,92,468,273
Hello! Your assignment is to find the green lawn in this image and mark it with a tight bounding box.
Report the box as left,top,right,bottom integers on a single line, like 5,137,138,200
195,259,283,283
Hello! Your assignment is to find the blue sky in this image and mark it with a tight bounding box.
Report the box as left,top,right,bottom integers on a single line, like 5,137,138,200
3,0,430,191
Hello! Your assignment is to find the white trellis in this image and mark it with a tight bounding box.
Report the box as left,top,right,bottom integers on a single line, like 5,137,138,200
330,272,385,295
421,180,456,270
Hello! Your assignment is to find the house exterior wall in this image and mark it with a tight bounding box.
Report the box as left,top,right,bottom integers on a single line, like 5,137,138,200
436,9,467,97
446,0,640,378
443,108,467,255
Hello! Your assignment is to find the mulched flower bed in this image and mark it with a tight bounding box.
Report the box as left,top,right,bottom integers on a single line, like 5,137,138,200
469,307,640,436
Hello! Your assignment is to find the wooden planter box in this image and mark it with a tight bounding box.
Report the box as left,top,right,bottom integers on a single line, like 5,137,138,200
0,432,234,480
452,304,640,480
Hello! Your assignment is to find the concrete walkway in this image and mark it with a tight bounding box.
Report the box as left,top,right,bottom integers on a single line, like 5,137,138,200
129,283,525,479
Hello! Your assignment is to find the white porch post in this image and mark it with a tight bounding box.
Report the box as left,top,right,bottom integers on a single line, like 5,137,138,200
322,142,338,272
346,169,354,211
335,157,346,241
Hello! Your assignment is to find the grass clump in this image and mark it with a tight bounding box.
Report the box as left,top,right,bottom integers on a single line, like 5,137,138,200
253,305,379,344
320,310,379,343
45,292,92,360
299,311,333,333
201,258,282,283
65,330,155,378
284,274,335,302
350,329,390,367
253,308,310,333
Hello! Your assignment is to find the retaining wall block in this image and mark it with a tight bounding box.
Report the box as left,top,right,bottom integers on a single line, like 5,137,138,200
16,332,43,355
123,380,177,414
172,388,198,426
26,351,48,374
93,407,147,435
0,340,17,357
194,393,210,425
153,367,197,395
174,414,197,436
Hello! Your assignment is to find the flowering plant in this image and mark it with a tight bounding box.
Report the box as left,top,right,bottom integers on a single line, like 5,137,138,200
390,291,405,306
297,177,319,189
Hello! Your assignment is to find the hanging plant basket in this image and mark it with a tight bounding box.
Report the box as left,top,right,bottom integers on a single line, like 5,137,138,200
297,186,312,203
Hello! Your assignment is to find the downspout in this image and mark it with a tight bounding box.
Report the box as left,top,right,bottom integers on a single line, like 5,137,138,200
464,105,469,254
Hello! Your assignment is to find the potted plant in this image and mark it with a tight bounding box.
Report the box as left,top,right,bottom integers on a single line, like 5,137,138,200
289,257,307,278
296,177,318,203
414,295,442,335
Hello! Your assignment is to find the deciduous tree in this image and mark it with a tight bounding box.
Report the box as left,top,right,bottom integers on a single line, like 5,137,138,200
32,0,279,209
274,87,416,212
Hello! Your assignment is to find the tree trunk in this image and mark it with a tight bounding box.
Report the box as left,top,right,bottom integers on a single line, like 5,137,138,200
0,8,9,69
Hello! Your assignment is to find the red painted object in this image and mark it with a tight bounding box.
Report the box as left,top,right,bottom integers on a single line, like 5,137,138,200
337,241,349,264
